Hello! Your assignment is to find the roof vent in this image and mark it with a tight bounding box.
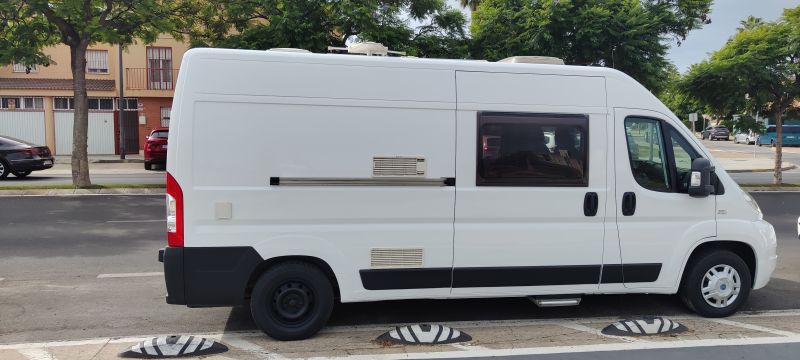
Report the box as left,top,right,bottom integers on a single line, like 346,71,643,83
328,42,406,56
266,48,311,53
498,56,565,65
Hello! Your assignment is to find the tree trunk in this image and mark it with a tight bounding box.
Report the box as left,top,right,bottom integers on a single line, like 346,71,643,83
70,41,92,188
774,110,783,185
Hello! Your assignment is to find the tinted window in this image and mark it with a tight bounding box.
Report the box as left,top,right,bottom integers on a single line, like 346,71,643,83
625,117,670,192
786,126,800,134
767,126,776,133
477,113,588,187
150,131,168,139
669,126,700,193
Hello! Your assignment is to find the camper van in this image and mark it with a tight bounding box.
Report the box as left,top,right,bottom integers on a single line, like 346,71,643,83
159,48,777,341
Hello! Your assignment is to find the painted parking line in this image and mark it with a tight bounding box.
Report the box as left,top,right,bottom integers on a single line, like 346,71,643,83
96,272,164,279
220,336,288,360
557,321,640,343
709,318,799,337
17,348,57,360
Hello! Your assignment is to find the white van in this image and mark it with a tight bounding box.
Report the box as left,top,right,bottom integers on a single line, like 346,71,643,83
160,48,777,341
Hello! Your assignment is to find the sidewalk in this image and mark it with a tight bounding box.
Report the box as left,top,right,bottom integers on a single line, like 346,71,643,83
716,157,795,173
46,155,154,175
54,154,143,164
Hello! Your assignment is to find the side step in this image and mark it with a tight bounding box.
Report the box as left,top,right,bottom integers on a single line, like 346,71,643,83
529,296,582,307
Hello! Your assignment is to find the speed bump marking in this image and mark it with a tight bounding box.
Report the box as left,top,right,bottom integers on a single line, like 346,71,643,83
377,324,472,345
602,317,687,336
118,335,227,358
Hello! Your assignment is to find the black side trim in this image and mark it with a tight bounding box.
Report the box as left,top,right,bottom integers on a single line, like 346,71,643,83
453,265,601,288
601,263,662,283
162,247,185,305
182,247,264,307
359,268,451,290
360,264,664,290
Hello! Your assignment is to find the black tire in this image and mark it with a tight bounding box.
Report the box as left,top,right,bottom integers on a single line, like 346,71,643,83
13,170,32,178
0,159,10,179
250,261,334,341
679,250,752,317
144,161,152,171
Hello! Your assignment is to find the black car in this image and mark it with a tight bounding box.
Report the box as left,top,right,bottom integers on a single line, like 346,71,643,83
0,135,54,179
701,126,730,141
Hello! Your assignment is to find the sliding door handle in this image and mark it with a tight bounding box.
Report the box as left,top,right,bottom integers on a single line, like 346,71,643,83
622,192,636,216
584,192,599,217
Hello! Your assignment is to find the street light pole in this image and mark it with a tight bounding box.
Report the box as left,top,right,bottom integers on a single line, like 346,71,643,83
118,44,126,160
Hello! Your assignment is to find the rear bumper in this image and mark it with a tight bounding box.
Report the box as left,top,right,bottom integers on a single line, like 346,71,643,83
10,158,54,171
159,246,263,307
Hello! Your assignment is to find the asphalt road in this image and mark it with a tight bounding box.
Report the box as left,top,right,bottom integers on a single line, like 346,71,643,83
462,343,800,360
1,193,799,349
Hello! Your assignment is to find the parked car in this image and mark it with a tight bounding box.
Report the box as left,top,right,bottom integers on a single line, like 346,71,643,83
701,126,730,141
0,135,53,179
161,48,776,341
144,128,169,170
756,125,800,147
733,130,756,144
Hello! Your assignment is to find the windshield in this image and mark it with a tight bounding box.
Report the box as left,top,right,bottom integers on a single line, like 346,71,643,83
150,131,169,139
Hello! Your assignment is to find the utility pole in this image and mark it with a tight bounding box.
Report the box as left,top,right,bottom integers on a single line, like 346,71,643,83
118,44,126,160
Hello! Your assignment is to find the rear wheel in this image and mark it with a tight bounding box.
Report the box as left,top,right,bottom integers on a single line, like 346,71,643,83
250,261,334,341
0,159,10,179
12,170,32,178
144,161,152,171
680,250,751,317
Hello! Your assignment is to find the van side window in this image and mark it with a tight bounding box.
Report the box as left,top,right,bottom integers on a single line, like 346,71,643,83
668,126,700,193
624,117,670,192
477,112,588,187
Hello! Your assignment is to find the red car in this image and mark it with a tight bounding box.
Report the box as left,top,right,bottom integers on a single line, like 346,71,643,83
144,128,169,170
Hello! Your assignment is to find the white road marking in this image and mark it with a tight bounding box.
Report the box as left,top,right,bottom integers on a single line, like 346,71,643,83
105,219,165,223
709,318,800,337
17,348,57,360
448,343,490,351
0,277,5,281
96,272,163,278
557,321,640,343
222,336,287,360
305,336,800,360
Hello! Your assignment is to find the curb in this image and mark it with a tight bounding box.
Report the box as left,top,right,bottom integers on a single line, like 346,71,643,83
92,159,145,164
0,188,164,196
743,187,800,192
727,164,796,173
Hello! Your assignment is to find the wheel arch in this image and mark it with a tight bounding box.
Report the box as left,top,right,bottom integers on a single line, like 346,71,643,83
680,240,756,289
245,255,341,300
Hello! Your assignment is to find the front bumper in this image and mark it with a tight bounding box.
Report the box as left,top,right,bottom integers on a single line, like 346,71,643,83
10,157,54,171
159,246,263,307
753,220,778,290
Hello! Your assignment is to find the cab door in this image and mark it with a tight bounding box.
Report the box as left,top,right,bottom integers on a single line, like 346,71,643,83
613,108,716,289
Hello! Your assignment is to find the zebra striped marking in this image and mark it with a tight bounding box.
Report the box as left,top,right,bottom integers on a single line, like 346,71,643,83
602,317,688,336
377,324,472,345
118,335,228,358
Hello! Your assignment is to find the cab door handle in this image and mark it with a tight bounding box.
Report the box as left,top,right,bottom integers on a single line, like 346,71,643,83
583,192,598,217
622,192,636,216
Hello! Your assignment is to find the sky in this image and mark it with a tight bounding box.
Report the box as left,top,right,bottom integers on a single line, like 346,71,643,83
444,0,799,73
667,0,800,73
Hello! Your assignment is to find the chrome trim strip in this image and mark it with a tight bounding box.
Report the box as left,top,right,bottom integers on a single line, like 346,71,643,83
270,177,453,187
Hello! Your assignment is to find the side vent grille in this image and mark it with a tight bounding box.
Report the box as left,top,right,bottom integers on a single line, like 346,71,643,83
373,156,426,177
370,248,424,268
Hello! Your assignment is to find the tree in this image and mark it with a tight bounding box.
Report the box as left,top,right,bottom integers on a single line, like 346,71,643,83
0,1,192,187
737,15,763,32
459,0,481,12
681,7,800,184
193,0,470,59
658,64,704,131
469,0,712,93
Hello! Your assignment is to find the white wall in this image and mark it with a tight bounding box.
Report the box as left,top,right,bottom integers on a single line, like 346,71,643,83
0,111,46,145
54,111,115,155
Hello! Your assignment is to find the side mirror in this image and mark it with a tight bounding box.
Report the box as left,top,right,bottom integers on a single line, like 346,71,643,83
688,158,715,198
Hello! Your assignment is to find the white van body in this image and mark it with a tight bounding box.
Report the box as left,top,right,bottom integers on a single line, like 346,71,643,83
161,48,777,340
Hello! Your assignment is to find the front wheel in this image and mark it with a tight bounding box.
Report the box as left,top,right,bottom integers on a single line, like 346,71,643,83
250,261,334,341
680,250,752,317
0,159,10,179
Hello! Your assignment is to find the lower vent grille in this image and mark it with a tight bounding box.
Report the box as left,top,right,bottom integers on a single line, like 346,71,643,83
370,248,424,268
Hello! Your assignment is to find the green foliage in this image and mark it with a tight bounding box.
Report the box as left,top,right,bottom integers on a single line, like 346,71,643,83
193,0,470,59
657,64,704,129
0,1,193,67
469,0,712,93
733,115,765,135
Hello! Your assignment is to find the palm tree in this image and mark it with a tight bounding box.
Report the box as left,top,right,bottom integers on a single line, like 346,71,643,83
460,0,480,12
737,16,764,32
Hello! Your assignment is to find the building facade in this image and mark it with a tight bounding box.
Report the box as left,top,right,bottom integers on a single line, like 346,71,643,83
0,36,188,155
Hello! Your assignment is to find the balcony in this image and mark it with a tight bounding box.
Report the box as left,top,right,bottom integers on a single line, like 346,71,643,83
125,68,179,90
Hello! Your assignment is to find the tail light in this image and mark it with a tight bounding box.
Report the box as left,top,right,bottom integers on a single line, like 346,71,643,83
166,172,184,247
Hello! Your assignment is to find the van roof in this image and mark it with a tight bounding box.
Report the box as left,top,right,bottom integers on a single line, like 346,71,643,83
179,48,674,119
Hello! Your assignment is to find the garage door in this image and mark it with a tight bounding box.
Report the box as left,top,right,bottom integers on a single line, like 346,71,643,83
55,112,115,155
0,111,46,145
